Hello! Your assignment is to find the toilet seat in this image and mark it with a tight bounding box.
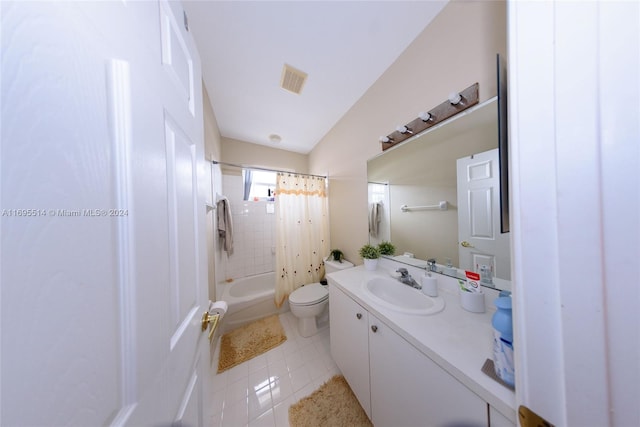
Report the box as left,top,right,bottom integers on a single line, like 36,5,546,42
289,283,328,306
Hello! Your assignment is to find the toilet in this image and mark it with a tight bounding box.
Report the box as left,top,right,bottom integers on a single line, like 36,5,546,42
289,258,354,337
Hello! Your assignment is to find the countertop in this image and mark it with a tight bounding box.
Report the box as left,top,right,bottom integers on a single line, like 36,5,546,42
327,260,516,423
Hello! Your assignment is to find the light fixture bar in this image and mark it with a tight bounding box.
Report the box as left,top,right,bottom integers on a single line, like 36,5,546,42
379,82,479,151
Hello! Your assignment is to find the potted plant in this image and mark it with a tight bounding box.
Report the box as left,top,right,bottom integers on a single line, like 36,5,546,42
359,244,381,271
377,241,396,256
328,249,344,263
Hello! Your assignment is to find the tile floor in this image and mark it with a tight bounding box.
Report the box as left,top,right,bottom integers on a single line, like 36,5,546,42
210,311,341,427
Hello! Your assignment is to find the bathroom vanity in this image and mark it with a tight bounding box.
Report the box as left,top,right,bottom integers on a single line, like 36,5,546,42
328,260,516,427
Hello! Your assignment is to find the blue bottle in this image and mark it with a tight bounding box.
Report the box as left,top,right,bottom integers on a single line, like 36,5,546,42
492,296,515,387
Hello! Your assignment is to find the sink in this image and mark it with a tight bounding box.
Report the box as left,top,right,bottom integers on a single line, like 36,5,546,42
362,277,445,315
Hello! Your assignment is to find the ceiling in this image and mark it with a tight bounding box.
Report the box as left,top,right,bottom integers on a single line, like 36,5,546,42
182,1,448,154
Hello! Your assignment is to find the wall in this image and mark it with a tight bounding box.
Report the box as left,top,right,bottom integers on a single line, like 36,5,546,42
202,82,223,301
309,0,507,265
221,137,308,174
219,174,276,280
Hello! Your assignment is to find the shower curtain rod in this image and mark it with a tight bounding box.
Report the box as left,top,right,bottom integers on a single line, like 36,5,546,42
211,160,327,179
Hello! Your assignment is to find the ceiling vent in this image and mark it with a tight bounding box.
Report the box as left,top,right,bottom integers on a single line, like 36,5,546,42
280,64,308,95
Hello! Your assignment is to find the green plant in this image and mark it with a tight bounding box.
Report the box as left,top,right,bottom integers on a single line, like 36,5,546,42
359,244,380,260
328,249,344,263
377,241,396,256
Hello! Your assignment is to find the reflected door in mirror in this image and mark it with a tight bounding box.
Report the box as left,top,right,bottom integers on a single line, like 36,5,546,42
457,148,511,280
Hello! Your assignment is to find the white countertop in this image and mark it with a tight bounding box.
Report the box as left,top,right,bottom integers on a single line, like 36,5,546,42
327,260,516,423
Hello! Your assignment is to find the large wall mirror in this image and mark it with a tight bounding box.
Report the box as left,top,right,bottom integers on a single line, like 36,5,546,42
367,97,511,291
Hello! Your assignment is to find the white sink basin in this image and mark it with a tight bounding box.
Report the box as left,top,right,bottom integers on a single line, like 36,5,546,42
362,277,445,315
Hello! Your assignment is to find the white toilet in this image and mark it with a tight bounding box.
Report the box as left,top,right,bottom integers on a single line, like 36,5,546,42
289,258,354,337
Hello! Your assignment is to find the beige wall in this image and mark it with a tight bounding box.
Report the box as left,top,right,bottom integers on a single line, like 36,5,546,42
203,81,222,162
309,0,507,265
221,137,308,174
203,82,223,301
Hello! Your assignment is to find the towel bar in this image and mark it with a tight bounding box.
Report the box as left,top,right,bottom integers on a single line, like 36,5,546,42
400,201,448,212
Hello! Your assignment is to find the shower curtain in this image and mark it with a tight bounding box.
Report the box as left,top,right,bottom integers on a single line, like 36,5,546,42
274,173,329,308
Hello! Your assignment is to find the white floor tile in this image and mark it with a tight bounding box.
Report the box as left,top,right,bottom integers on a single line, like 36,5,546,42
215,312,341,427
225,377,248,405
221,398,248,427
269,372,294,405
284,349,306,372
273,396,296,427
289,365,311,392
249,408,276,427
247,353,268,373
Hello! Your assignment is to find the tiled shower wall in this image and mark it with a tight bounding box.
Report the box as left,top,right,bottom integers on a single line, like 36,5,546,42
221,173,276,280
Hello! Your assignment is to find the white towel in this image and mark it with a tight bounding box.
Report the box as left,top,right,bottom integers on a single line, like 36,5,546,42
369,202,381,238
217,197,234,255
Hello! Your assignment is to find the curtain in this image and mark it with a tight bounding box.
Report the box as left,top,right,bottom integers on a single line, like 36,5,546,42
274,173,329,308
242,169,252,201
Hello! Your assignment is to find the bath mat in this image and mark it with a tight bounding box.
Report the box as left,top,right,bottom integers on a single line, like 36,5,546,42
289,375,372,427
217,314,286,373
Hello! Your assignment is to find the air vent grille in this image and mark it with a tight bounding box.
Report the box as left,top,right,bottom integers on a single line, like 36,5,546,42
280,64,308,95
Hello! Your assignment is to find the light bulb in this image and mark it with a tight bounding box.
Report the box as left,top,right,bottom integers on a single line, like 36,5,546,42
448,92,462,105
379,136,391,143
396,125,412,134
418,112,432,122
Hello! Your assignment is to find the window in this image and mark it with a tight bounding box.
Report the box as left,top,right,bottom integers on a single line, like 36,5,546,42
243,169,277,201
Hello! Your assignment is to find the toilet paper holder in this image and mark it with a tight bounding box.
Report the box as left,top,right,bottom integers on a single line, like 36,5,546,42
201,312,220,341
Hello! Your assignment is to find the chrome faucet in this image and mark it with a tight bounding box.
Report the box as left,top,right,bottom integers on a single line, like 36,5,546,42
396,268,421,289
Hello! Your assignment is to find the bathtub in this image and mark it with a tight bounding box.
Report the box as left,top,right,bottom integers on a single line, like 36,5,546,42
219,272,289,333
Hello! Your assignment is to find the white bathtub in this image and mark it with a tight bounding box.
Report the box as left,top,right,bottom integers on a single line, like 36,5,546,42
219,272,289,332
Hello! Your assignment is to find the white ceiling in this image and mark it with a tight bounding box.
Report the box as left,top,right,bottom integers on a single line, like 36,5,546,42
182,1,448,154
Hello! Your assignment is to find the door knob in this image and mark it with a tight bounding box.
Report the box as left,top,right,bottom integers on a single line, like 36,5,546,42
201,312,220,341
201,312,217,331
356,313,362,319
371,325,378,333
460,241,475,248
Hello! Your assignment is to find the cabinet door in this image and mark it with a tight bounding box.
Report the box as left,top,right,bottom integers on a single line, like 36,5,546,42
329,287,371,418
369,315,487,427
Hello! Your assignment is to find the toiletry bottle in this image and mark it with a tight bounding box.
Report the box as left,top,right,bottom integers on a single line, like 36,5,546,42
479,264,493,286
491,296,514,387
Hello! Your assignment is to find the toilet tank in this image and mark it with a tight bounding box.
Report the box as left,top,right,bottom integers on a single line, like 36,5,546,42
325,258,354,274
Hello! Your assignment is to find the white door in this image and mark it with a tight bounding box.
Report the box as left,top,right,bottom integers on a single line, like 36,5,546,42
457,148,511,280
1,1,211,425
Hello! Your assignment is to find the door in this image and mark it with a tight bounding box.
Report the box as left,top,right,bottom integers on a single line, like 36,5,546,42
328,286,371,418
1,1,210,425
457,148,511,280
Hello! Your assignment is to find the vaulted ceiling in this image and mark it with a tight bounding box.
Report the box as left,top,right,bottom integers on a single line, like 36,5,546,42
182,1,448,154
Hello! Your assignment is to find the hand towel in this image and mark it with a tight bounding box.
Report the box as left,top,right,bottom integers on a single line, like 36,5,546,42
217,197,234,255
369,202,381,238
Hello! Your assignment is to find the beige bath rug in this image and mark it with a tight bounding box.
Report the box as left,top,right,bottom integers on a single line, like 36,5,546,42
217,314,286,373
289,375,372,427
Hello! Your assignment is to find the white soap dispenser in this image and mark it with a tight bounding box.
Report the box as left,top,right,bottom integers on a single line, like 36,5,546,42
421,272,438,297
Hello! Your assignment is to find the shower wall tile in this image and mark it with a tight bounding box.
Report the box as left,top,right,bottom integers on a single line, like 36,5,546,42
222,174,276,280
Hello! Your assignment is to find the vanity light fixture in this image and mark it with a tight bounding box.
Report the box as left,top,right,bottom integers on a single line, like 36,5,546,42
379,82,479,151
418,112,433,122
448,91,463,105
396,125,413,135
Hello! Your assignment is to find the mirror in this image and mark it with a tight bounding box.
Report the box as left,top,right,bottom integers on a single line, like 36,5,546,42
367,97,511,291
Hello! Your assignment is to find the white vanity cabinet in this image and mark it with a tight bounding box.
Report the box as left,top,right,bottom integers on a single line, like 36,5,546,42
330,284,488,426
368,315,487,427
329,285,371,417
